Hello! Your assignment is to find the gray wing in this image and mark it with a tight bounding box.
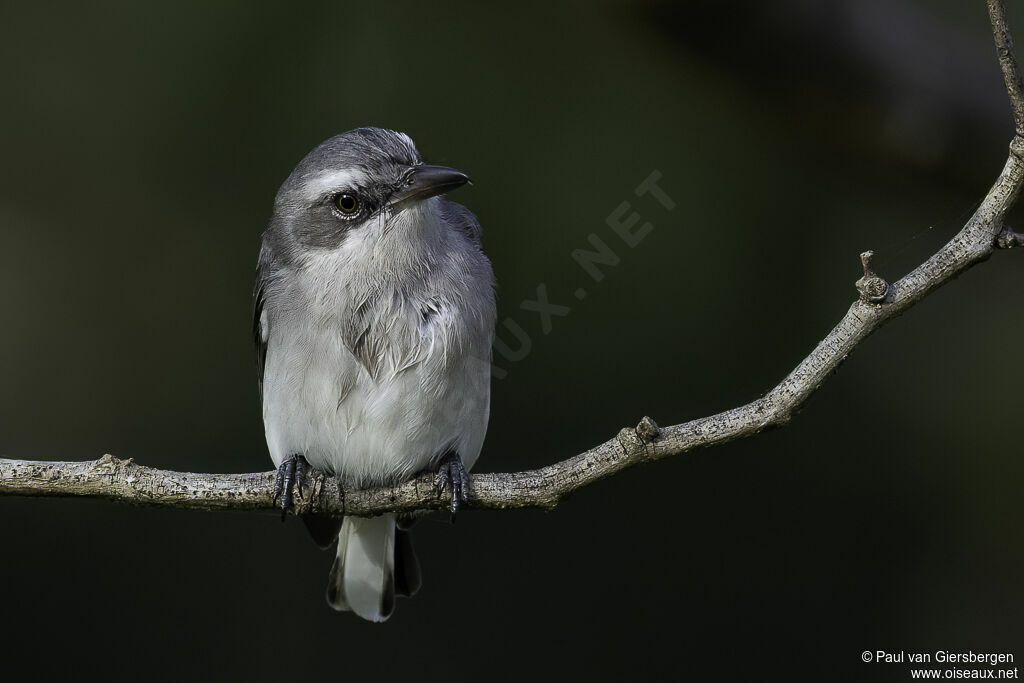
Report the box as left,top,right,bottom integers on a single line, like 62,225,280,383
255,244,345,547
253,252,271,402
438,199,483,246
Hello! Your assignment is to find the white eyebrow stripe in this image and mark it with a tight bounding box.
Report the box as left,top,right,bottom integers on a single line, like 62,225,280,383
301,168,369,203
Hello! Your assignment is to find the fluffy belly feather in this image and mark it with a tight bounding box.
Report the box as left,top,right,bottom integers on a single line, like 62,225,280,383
261,310,490,487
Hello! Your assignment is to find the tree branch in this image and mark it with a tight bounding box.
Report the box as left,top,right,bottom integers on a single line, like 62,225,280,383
3,4,1024,519
989,0,1024,136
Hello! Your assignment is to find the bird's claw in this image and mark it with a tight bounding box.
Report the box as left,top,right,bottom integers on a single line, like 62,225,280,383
273,454,309,520
435,452,470,521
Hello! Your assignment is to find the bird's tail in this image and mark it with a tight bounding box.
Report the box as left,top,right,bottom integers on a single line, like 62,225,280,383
327,514,421,622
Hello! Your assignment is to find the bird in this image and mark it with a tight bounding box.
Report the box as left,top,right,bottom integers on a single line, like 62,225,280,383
253,127,496,621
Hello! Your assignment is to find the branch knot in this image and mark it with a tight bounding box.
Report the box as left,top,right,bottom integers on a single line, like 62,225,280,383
92,454,124,475
636,416,661,443
855,251,890,303
996,226,1024,248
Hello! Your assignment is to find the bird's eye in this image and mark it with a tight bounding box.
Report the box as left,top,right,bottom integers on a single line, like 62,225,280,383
335,193,360,215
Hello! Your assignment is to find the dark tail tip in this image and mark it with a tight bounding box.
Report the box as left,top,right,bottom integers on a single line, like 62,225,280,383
394,529,422,598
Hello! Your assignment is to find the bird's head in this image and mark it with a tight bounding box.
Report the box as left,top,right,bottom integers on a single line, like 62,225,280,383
269,128,470,251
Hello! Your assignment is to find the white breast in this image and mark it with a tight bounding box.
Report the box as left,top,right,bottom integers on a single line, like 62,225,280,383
260,218,492,487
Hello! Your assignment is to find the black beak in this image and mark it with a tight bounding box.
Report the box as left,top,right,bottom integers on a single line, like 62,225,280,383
391,164,470,206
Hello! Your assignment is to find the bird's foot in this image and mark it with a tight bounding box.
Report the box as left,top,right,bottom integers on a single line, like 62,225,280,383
435,451,470,521
273,453,310,520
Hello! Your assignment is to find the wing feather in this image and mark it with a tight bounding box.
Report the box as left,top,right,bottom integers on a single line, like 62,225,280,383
253,255,271,402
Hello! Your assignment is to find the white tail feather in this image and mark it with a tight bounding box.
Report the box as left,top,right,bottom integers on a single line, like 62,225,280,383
327,514,396,622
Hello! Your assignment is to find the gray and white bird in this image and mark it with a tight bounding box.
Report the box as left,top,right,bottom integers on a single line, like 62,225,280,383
253,128,496,621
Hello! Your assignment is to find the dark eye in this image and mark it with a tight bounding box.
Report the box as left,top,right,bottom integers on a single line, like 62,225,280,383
335,193,360,215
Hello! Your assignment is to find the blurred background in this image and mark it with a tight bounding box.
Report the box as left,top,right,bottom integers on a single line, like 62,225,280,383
1,1,1022,680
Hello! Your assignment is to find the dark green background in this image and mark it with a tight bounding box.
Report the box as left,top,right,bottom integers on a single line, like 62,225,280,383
1,1,1021,681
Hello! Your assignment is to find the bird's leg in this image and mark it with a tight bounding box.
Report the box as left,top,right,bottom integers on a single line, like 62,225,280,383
435,450,471,521
273,453,311,520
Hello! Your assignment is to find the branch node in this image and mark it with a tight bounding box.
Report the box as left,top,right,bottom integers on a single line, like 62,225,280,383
636,416,661,443
1010,135,1024,161
855,250,890,303
996,226,1024,248
93,454,122,474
